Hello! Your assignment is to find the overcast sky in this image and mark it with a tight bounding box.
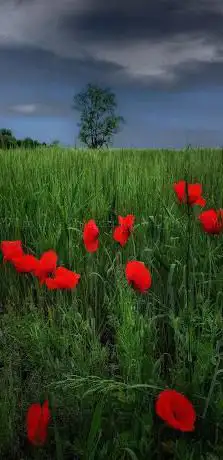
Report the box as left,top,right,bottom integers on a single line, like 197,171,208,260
1,0,223,147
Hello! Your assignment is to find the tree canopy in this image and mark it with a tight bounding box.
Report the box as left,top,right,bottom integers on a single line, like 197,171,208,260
73,83,125,149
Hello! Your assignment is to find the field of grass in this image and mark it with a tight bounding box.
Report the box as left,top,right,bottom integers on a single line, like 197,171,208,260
0,147,223,460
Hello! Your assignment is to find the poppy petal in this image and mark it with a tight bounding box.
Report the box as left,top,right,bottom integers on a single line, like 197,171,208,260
83,220,99,253
34,250,58,281
12,255,39,273
45,267,80,290
118,214,135,230
125,260,152,292
174,181,205,207
199,208,223,234
113,227,129,246
155,389,196,432
1,240,24,262
26,401,50,446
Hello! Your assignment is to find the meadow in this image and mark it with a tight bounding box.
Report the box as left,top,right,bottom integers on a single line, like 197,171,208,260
0,146,223,460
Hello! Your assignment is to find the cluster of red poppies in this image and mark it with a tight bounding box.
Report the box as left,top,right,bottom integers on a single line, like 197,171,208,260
1,181,222,294
2,179,222,447
0,215,152,292
0,243,81,290
174,180,223,233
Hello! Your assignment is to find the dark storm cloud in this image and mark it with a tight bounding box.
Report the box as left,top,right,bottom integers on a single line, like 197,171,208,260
0,46,126,115
166,61,223,91
1,0,223,92
54,0,223,89
15,0,223,43
133,60,223,92
0,47,123,84
63,0,223,43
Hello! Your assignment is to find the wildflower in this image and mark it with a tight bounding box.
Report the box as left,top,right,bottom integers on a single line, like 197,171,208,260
155,389,196,432
45,266,80,290
125,260,152,293
34,250,58,284
198,209,223,234
113,214,135,246
83,219,99,253
0,240,24,263
11,254,39,273
174,181,206,207
26,400,51,446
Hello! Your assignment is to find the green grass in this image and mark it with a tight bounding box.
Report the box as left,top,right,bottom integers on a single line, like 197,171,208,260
0,146,223,459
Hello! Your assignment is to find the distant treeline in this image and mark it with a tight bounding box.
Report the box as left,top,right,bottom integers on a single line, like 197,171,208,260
0,129,60,149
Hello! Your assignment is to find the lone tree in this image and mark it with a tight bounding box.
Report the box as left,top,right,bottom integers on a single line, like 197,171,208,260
73,83,124,149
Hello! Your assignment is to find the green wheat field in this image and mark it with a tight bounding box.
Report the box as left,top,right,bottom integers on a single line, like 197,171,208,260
0,147,223,460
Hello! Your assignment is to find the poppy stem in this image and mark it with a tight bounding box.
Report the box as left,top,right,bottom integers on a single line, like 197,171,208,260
185,183,190,311
185,181,193,382
33,278,40,309
157,423,167,459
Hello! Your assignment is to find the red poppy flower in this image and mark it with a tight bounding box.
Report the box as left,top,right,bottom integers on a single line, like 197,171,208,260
198,209,223,234
11,254,39,273
34,250,58,285
45,266,80,290
26,400,51,446
155,389,196,432
83,219,99,253
113,214,135,246
174,181,206,207
0,240,24,263
125,260,152,293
